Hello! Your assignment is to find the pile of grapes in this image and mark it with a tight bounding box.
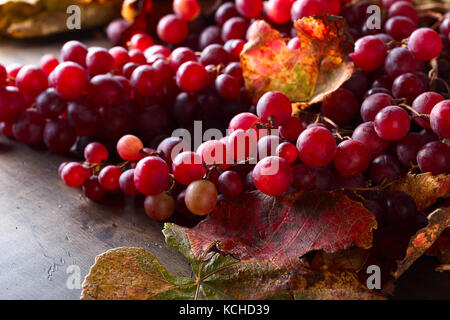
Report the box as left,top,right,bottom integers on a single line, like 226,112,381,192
0,0,449,228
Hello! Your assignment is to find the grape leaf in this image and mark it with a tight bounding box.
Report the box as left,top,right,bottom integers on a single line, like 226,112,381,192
81,223,310,300
241,15,354,105
388,173,450,211
81,224,383,300
427,236,450,271
392,206,450,279
186,190,377,262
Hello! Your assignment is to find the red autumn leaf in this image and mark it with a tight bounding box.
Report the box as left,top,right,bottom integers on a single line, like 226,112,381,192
241,15,354,105
187,191,377,261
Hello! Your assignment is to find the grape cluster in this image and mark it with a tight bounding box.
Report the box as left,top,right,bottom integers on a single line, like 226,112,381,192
1,0,450,231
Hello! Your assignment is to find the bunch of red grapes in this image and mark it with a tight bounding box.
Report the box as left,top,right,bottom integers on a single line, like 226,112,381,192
0,0,449,230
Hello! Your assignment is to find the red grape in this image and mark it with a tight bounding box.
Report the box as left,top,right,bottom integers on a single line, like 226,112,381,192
253,156,293,196
144,193,175,221
98,165,122,191
235,0,263,18
351,36,387,72
176,61,210,93
12,110,45,145
333,140,370,176
61,40,88,67
374,106,410,141
119,169,140,196
157,14,189,44
134,156,170,195
430,100,450,138
117,135,144,161
360,93,393,122
82,176,105,201
408,28,442,61
86,47,114,75
172,151,206,185
43,119,77,153
49,62,87,100
173,0,200,21
84,142,109,164
218,171,243,198
416,141,450,175
411,92,444,129
352,122,389,158
276,141,298,164
296,126,336,167
0,86,25,123
256,91,292,127
16,65,48,99
61,162,90,187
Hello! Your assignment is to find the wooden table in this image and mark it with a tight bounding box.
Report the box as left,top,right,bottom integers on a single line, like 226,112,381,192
0,36,448,300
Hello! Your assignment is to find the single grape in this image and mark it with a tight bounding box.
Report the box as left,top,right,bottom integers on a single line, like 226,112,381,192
129,33,154,51
391,72,425,104
49,62,87,100
119,169,140,196
388,1,418,23
333,140,370,176
266,0,295,24
218,171,243,198
215,74,240,100
157,14,188,44
43,119,77,153
129,49,147,64
253,156,293,196
215,2,239,26
61,40,88,67
130,65,163,100
200,44,229,66
176,61,210,93
61,162,90,187
109,46,130,69
172,151,206,185
296,126,336,167
256,91,292,127
84,142,109,164
279,116,305,141
221,17,249,42
173,0,200,21
157,137,189,167
374,106,410,141
82,176,105,201
86,47,114,75
321,88,359,126
408,28,442,61
87,75,124,109
417,141,450,175
360,93,392,122
35,88,67,120
229,112,261,132
384,47,421,80
16,65,48,99
384,16,416,41
276,142,298,164
235,0,263,18
199,26,223,50
98,165,122,191
169,47,197,71
196,140,228,169
430,100,450,138
185,180,218,215
224,39,246,60
144,193,175,221
369,155,402,185
411,92,444,129
12,110,45,145
351,36,387,72
39,54,59,76
228,128,258,163
223,62,244,86
116,135,144,161
134,156,170,195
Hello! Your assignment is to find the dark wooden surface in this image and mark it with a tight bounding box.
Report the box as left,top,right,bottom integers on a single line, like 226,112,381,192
0,37,448,300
